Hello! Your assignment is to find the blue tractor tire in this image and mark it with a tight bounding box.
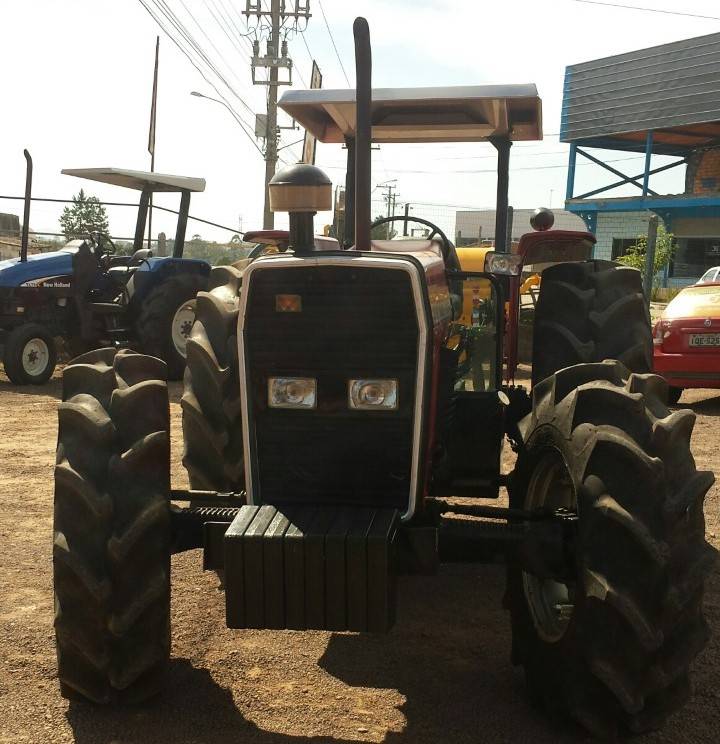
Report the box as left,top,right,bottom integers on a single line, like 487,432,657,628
3,322,57,385
136,272,207,380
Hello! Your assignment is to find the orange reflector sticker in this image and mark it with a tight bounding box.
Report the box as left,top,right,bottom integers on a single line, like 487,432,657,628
275,294,302,312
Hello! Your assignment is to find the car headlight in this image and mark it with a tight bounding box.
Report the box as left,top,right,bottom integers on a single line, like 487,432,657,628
348,379,398,410
484,251,522,276
268,377,317,409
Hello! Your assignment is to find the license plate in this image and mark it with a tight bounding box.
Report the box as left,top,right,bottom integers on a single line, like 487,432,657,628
689,333,720,347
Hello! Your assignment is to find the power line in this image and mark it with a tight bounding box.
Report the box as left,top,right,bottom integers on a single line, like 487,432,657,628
137,0,263,155
317,0,351,86
318,154,647,175
147,0,256,119
299,28,314,63
177,0,249,92
203,0,254,58
573,0,720,21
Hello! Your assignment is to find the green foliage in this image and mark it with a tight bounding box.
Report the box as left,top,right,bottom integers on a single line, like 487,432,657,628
370,214,397,240
617,224,675,286
651,285,682,303
171,234,253,265
59,189,110,239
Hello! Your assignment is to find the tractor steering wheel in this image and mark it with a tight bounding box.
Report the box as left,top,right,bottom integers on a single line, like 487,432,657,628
370,215,453,264
89,231,116,256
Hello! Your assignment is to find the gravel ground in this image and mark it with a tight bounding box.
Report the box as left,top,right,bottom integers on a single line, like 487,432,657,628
0,368,718,743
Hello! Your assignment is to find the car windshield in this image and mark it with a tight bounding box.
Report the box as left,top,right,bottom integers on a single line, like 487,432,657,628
698,267,719,283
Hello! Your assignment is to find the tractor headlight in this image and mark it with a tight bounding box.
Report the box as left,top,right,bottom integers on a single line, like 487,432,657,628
484,251,522,276
268,377,317,409
348,379,398,411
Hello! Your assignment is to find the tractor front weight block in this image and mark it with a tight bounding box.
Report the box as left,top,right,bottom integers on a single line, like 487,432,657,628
224,505,399,633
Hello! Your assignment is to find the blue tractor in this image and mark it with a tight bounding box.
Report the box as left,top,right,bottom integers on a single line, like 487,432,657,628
0,154,210,384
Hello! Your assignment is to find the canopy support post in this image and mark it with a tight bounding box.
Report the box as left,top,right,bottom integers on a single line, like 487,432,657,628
173,189,191,258
134,189,151,253
490,137,512,253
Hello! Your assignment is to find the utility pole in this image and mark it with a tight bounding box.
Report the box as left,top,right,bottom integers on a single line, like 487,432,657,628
377,180,398,239
264,0,280,230
244,2,310,229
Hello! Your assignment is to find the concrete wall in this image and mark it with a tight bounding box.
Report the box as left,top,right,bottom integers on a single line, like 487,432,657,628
593,211,655,261
455,208,586,245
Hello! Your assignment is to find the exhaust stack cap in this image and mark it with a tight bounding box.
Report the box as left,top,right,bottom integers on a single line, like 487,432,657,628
269,163,332,213
530,207,554,231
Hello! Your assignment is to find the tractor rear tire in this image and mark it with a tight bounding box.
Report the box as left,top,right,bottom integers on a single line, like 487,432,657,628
53,347,171,704
3,322,57,385
137,272,207,380
507,360,716,738
531,260,652,387
181,266,244,491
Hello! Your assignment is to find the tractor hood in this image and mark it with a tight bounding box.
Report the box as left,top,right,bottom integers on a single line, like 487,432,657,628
0,248,76,287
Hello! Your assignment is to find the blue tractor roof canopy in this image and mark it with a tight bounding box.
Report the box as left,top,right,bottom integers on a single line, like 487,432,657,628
61,167,206,193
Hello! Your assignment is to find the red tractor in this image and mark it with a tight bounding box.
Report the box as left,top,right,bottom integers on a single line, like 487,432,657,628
52,18,715,738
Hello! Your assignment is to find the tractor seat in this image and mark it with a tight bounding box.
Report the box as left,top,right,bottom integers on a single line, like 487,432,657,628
107,265,136,284
129,247,153,265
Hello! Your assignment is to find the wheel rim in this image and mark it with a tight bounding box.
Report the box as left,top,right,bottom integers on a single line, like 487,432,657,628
22,337,50,377
171,299,197,358
522,450,576,643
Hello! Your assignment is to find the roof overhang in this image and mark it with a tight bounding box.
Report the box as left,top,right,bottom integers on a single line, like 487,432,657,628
567,121,720,157
278,85,543,143
61,167,206,193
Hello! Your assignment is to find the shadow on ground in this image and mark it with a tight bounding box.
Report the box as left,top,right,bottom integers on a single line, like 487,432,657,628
683,393,720,417
0,376,62,398
64,567,585,744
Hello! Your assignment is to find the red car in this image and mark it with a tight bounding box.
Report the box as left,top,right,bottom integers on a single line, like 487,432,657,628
653,281,720,402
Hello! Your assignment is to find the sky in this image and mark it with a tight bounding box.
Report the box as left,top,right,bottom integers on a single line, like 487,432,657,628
2,0,720,244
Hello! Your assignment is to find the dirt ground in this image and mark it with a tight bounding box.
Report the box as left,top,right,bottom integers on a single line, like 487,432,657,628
0,367,718,744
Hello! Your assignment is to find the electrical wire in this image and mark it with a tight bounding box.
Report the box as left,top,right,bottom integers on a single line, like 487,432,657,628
177,0,248,91
317,154,648,175
137,0,263,155
204,0,255,58
317,0,351,86
216,0,258,42
573,0,720,21
173,0,254,110
298,27,315,65
148,0,256,118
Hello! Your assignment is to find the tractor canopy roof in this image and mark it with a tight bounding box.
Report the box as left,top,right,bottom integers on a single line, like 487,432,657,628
278,85,543,143
60,167,206,193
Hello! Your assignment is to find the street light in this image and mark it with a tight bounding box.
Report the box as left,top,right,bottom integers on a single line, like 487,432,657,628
189,91,261,154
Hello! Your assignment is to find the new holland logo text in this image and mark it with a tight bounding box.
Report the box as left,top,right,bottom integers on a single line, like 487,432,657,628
21,276,71,289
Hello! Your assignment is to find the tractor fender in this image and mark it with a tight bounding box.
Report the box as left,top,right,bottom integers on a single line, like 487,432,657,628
126,256,210,313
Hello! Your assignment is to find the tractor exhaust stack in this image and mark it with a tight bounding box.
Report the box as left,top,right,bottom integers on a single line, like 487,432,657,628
353,17,372,251
21,149,32,263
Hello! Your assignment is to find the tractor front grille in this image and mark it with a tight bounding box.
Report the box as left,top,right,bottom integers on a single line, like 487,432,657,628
242,260,422,511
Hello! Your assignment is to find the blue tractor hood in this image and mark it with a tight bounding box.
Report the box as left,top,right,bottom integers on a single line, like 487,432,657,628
0,247,76,287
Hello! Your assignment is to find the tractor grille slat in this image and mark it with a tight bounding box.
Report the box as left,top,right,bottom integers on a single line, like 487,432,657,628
244,265,420,510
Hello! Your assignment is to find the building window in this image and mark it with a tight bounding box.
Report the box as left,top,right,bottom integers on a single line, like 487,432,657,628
671,238,720,278
611,238,637,260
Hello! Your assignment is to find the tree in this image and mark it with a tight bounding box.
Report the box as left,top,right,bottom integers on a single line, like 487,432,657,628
617,223,675,287
59,189,110,240
370,214,397,241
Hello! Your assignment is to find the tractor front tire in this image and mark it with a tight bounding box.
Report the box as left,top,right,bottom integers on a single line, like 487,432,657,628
137,272,207,380
181,266,244,491
531,260,652,387
3,322,57,385
507,360,716,737
53,348,171,704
